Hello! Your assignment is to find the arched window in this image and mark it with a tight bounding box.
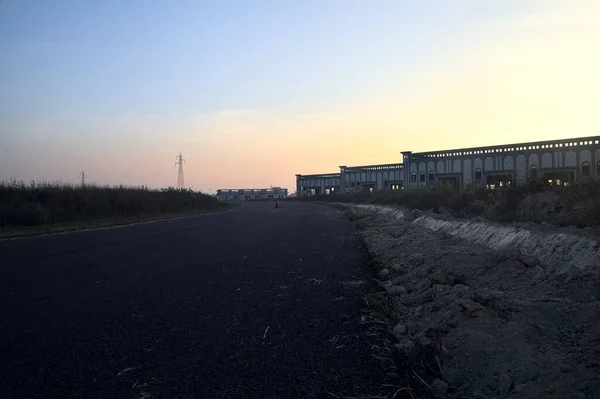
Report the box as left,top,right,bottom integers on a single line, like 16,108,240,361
411,172,417,183
428,171,435,183
597,160,600,176
475,168,482,180
419,171,425,183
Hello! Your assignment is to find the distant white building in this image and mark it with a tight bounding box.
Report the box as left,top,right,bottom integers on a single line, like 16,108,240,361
216,187,288,201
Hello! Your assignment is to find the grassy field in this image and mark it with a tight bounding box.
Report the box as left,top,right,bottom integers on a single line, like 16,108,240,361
0,181,231,237
297,180,600,227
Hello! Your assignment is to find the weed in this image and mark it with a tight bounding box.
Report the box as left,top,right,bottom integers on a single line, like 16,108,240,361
0,180,227,228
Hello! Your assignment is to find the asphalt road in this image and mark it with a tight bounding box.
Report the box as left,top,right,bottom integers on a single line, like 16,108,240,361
0,202,386,399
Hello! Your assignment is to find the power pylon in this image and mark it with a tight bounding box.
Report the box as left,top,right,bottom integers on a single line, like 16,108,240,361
80,171,86,186
175,152,185,188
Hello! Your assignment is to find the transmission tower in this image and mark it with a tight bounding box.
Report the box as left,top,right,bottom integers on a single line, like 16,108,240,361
175,152,185,188
80,171,86,186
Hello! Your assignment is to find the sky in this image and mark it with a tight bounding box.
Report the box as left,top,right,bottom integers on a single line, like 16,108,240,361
1,0,599,193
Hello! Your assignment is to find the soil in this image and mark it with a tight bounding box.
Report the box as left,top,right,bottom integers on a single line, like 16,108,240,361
343,205,600,399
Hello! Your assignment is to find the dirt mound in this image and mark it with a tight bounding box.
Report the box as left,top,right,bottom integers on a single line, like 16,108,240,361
345,206,600,399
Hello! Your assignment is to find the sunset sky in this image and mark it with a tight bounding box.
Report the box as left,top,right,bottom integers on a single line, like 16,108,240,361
1,0,599,193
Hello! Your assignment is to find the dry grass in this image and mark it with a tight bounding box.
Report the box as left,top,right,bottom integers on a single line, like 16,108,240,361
361,291,449,399
0,180,229,232
0,181,227,228
298,180,600,227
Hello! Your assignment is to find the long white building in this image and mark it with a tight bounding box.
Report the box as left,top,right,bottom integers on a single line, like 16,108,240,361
296,135,600,196
216,187,288,201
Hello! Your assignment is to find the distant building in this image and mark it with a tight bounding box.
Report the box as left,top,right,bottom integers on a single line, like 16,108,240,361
296,135,600,196
216,187,288,201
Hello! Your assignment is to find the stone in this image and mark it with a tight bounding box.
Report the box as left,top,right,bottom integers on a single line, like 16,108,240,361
498,373,512,397
452,284,473,300
560,364,573,373
413,305,424,318
395,337,414,354
459,300,484,317
443,367,464,386
386,285,406,296
431,378,448,397
393,323,407,337
555,264,584,282
410,209,424,220
521,255,539,268
379,268,390,279
433,284,451,294
409,253,425,266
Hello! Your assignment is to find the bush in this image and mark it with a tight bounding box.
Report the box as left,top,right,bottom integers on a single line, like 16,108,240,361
298,180,600,227
0,181,227,228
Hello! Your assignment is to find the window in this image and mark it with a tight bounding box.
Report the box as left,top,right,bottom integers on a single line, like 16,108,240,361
475,168,482,180
419,172,425,183
582,163,591,176
411,172,417,183
428,171,434,182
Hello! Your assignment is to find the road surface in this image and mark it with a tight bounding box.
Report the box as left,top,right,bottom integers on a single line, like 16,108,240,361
0,202,386,398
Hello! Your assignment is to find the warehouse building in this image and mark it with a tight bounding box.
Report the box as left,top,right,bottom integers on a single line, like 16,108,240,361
296,135,600,196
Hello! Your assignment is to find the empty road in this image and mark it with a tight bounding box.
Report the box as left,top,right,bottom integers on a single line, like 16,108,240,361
0,202,385,398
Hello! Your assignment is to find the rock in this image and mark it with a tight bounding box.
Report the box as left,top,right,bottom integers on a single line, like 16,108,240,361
391,262,404,271
418,335,432,348
555,264,584,282
409,253,425,266
379,268,390,279
459,300,484,317
386,285,406,296
413,305,424,317
531,266,546,283
412,288,434,304
443,367,464,386
451,284,473,300
410,209,424,220
560,364,573,373
433,284,451,294
521,255,539,268
390,276,405,285
506,249,522,260
394,337,414,354
431,378,448,397
393,323,407,337
498,373,512,397
492,252,508,264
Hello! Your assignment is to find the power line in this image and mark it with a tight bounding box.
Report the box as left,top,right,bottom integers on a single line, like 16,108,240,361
175,152,185,188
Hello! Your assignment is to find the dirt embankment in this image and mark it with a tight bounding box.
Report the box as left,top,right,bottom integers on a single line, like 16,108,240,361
342,204,600,399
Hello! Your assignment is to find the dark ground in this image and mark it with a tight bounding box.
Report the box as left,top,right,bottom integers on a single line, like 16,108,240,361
0,202,386,399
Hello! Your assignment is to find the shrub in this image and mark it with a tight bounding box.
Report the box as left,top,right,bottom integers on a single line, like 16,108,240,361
0,181,226,228
300,180,600,227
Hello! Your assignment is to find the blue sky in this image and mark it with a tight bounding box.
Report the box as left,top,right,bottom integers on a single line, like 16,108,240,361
1,1,599,191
